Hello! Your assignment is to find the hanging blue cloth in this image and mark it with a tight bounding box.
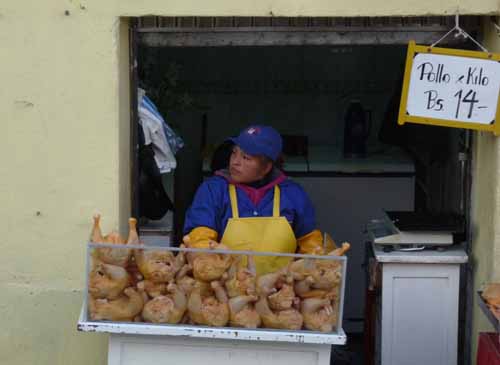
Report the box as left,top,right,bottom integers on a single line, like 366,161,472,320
140,94,184,154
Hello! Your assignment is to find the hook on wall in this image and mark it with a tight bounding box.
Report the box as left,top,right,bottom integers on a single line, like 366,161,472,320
430,13,489,53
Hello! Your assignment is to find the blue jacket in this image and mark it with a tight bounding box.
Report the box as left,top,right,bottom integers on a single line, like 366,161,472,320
183,175,316,240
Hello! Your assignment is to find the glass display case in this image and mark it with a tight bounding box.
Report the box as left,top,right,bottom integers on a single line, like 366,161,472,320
80,242,347,342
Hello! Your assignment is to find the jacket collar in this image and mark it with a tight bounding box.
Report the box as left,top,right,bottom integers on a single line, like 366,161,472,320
215,168,287,206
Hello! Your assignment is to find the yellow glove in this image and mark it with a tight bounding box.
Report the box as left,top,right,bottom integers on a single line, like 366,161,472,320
297,229,336,255
183,227,219,249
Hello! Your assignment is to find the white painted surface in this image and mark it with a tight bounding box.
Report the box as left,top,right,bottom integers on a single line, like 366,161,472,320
307,146,416,173
372,243,468,263
78,307,346,345
407,53,500,124
380,263,461,365
108,334,333,365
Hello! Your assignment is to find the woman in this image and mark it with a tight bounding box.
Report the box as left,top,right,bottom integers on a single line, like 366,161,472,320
183,125,332,274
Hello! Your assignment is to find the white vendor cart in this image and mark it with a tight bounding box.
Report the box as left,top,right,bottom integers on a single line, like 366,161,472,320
78,243,347,365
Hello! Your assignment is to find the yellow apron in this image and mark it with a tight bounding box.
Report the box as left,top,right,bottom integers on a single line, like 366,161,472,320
220,184,297,275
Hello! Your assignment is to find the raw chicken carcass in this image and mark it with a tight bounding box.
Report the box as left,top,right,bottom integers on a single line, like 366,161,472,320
290,242,350,297
136,280,167,298
134,248,185,284
175,264,195,293
224,255,257,297
142,283,187,324
187,281,229,327
189,241,232,282
294,276,331,298
89,287,144,321
91,215,136,267
290,242,349,278
256,267,288,296
309,243,349,290
288,257,317,281
482,283,500,307
90,214,106,243
301,297,337,332
328,242,351,256
126,256,144,287
175,265,212,298
255,295,303,331
228,295,261,328
268,281,296,311
88,261,130,300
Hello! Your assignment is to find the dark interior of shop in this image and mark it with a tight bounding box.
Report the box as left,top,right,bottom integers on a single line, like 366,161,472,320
135,34,474,365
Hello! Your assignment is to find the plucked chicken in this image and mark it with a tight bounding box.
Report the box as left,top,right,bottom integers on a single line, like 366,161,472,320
134,248,185,284
126,254,145,287
136,280,167,298
228,295,261,328
188,241,232,282
187,281,229,327
482,283,500,306
88,261,130,300
310,243,349,290
175,264,195,292
256,267,288,296
255,295,303,331
268,281,296,311
175,262,212,297
290,242,349,277
224,255,257,297
290,242,349,298
482,283,500,319
301,297,337,332
294,276,330,298
91,215,136,267
329,242,351,256
288,257,317,281
142,283,187,324
89,287,144,321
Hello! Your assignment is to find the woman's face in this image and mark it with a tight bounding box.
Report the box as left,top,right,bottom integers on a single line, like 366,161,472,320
229,145,272,184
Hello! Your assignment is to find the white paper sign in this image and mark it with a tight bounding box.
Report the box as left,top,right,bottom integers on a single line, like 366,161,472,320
407,53,500,124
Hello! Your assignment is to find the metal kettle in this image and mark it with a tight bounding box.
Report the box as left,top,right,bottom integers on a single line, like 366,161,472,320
343,100,371,158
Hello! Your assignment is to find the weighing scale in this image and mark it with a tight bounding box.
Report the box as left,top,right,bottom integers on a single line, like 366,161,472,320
366,211,462,251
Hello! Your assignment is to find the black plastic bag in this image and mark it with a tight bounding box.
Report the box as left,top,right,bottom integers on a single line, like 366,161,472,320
138,128,173,220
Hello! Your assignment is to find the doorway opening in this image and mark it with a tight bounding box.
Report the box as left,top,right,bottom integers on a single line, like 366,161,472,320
130,15,480,365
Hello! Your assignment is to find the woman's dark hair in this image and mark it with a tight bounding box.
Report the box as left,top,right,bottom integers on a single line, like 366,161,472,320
259,155,284,171
210,140,284,174
275,154,284,170
210,140,234,173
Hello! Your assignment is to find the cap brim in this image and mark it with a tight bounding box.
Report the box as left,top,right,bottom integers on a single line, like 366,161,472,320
229,136,262,157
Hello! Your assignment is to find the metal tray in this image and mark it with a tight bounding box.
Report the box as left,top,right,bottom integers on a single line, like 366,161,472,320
77,305,347,344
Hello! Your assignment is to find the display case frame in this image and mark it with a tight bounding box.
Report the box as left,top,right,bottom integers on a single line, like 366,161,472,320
78,242,347,345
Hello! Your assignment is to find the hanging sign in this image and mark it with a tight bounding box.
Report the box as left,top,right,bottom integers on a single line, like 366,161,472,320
398,41,500,135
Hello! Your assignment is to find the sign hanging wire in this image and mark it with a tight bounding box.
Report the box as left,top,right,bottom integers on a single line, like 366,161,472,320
491,16,500,36
430,14,489,53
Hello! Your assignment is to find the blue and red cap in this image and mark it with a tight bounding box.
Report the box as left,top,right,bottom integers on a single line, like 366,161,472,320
230,125,283,162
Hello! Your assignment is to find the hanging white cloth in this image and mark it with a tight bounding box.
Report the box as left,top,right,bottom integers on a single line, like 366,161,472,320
138,89,177,173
